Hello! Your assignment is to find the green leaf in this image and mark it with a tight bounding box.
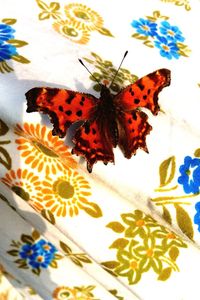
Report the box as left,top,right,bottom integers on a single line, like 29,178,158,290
0,146,11,170
0,119,9,136
106,221,125,233
153,10,161,19
91,52,102,61
97,27,114,37
109,238,129,249
32,268,40,276
7,39,28,47
11,55,30,64
194,148,200,157
60,241,72,254
75,254,92,263
79,201,102,218
175,204,194,239
146,16,156,22
71,257,83,267
50,2,60,10
157,267,172,281
32,230,40,241
50,260,57,268
2,18,16,25
41,209,55,224
7,249,19,256
21,234,34,244
101,260,120,269
169,246,179,261
54,253,63,260
131,33,148,40
143,40,154,48
36,0,49,10
14,259,26,264
159,156,176,187
162,206,172,224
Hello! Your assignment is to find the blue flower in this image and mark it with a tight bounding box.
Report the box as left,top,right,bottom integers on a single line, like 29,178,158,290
29,252,53,269
159,21,185,42
194,202,200,232
154,35,180,59
178,156,200,194
131,18,157,37
0,23,15,43
19,239,57,269
19,244,36,260
0,43,17,62
32,239,57,256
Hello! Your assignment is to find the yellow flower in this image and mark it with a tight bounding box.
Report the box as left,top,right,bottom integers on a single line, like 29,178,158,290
1,168,42,201
53,285,96,300
32,169,92,217
64,3,103,31
15,123,77,175
53,19,90,44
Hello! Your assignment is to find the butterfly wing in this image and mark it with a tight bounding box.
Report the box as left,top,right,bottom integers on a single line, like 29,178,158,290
114,69,171,158
26,87,100,138
72,117,115,172
26,87,114,172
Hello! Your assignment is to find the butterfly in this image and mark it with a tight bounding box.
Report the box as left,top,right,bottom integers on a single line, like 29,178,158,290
26,57,171,173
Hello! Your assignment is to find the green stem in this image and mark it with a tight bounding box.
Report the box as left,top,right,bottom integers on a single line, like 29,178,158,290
155,201,191,206
155,185,178,192
152,193,199,203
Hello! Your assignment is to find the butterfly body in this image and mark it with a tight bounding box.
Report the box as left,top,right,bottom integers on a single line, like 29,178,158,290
26,68,171,172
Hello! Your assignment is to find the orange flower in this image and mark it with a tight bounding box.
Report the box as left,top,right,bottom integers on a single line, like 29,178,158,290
64,3,103,31
53,19,90,44
53,285,96,300
15,123,77,175
1,168,42,201
31,168,92,217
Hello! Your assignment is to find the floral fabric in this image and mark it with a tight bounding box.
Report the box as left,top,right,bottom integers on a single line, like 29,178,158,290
0,0,200,299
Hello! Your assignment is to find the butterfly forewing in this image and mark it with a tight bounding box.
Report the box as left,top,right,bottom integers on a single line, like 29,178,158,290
114,69,171,114
26,87,99,138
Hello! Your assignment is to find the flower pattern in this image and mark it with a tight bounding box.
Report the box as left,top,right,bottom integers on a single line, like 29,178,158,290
36,0,113,44
103,210,187,284
64,3,103,31
161,0,191,11
7,231,62,275
53,19,90,44
15,123,77,175
83,52,138,93
178,156,200,194
1,168,41,201
131,11,190,59
194,202,200,232
30,169,102,218
131,18,157,37
154,35,180,59
52,285,97,300
0,23,15,42
0,19,29,73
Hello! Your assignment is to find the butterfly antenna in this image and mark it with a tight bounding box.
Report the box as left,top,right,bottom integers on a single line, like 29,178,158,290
109,50,128,89
78,59,102,87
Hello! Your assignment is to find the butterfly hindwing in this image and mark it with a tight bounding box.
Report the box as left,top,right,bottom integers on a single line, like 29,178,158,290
117,110,152,158
72,118,115,172
26,87,99,138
